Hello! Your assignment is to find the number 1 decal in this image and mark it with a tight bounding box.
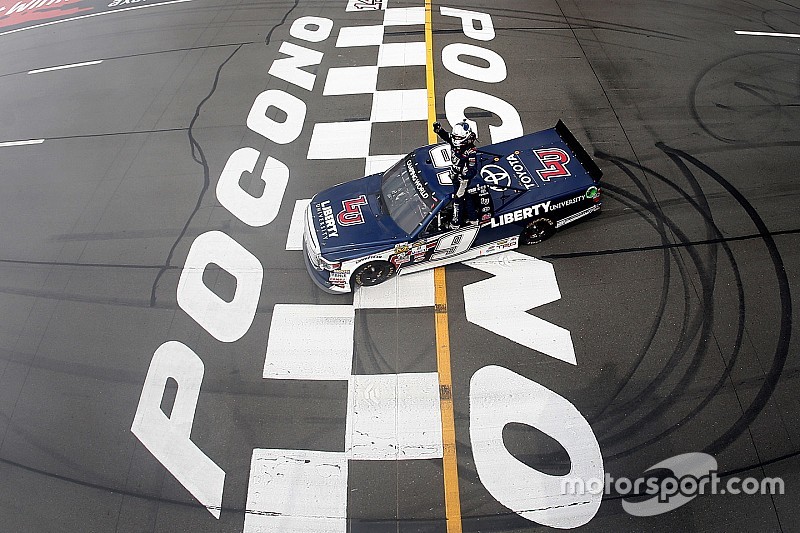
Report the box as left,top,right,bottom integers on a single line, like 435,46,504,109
533,148,571,181
337,195,368,226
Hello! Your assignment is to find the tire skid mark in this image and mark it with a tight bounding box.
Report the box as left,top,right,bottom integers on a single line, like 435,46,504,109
665,145,793,457
589,143,790,465
589,148,738,458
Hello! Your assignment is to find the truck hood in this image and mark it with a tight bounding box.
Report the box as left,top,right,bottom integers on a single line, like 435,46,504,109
309,174,406,258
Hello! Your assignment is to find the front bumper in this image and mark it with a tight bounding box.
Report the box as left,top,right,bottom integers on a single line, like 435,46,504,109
302,239,352,294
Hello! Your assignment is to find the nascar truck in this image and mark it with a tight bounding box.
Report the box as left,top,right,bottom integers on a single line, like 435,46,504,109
303,120,602,293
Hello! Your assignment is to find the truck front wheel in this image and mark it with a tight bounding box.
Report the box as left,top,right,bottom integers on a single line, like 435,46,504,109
351,261,396,287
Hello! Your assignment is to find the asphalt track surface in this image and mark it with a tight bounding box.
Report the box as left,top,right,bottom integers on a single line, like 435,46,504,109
1,0,799,531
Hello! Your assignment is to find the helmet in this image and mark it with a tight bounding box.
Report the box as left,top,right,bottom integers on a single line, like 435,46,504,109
450,120,476,148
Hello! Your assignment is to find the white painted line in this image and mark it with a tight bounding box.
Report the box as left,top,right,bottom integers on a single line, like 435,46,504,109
464,252,577,364
346,372,443,460
0,0,193,37
383,6,425,26
363,153,403,176
336,24,384,47
735,30,800,38
286,199,311,251
307,121,372,159
353,269,435,308
323,65,378,96
0,139,44,147
263,304,355,380
370,89,428,122
378,41,426,67
245,449,347,533
28,60,102,75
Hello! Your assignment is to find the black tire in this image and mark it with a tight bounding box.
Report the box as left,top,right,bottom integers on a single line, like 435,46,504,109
351,261,396,287
521,218,556,245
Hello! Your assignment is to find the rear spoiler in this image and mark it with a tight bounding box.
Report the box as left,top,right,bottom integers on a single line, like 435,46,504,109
555,120,603,182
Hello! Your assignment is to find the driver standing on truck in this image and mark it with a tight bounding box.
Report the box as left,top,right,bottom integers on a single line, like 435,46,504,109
433,120,478,228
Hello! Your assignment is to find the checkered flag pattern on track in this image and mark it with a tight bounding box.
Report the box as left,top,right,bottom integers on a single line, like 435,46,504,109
307,6,429,176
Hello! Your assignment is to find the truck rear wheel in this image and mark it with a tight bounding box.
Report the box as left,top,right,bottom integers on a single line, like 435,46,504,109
521,218,556,245
352,261,396,287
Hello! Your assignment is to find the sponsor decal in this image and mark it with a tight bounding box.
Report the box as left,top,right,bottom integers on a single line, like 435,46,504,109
390,253,412,267
480,164,511,191
490,193,587,228
328,271,349,287
490,201,551,228
407,159,434,201
550,194,585,211
390,240,435,267
533,147,571,181
586,185,599,199
484,236,519,254
506,151,537,189
337,195,368,226
316,200,339,239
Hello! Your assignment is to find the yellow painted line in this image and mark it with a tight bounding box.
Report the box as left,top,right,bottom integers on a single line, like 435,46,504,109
426,2,462,532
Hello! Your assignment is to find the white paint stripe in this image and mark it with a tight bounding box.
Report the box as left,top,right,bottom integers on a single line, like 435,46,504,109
735,30,800,38
378,41,426,67
336,24,384,47
307,121,372,159
363,153,403,176
370,89,428,122
353,269,434,308
286,199,311,251
346,373,443,460
28,60,102,74
383,6,425,26
0,139,44,147
245,449,347,533
263,304,355,380
0,0,192,37
323,65,378,95
463,252,577,364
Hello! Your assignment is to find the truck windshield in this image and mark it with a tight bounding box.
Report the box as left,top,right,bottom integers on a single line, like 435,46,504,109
380,154,438,234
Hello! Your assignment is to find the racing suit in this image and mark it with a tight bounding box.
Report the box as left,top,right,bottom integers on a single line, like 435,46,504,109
432,122,477,227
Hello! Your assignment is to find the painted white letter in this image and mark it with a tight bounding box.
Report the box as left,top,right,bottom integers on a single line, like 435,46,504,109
177,231,263,343
289,16,333,42
268,41,324,91
247,89,307,144
463,251,575,364
470,365,603,528
445,89,522,143
131,341,225,518
442,43,506,83
217,147,289,227
440,6,495,41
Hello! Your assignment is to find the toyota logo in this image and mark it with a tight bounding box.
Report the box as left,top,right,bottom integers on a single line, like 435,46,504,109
480,164,511,191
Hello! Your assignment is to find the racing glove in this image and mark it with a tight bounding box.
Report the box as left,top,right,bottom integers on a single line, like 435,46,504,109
455,177,469,198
